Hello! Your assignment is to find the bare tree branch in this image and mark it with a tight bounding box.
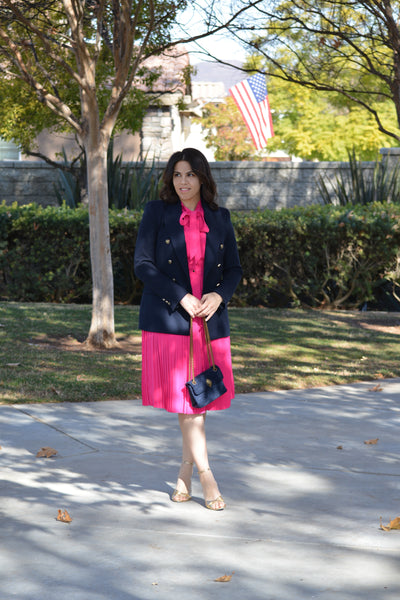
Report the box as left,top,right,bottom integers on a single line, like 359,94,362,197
2,0,87,88
0,24,81,131
217,0,400,143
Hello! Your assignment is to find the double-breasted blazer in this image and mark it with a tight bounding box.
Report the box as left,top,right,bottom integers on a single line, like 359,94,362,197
134,199,242,340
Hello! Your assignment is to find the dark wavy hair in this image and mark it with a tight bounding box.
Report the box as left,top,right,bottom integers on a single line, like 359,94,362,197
159,148,218,210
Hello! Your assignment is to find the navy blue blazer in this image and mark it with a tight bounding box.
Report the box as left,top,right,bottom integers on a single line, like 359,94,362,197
134,199,242,339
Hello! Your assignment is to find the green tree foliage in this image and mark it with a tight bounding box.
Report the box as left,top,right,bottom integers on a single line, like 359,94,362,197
264,77,397,161
232,0,400,144
0,3,161,159
195,97,260,161
197,76,397,161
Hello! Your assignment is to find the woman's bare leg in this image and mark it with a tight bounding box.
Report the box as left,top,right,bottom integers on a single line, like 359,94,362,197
176,413,225,509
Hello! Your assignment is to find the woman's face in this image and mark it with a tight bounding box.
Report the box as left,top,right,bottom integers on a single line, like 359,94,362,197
172,160,201,208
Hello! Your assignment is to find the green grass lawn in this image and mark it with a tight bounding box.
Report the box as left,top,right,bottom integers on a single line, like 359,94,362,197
1,302,399,404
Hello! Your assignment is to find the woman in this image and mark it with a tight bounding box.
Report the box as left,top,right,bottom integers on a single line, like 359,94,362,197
134,148,242,511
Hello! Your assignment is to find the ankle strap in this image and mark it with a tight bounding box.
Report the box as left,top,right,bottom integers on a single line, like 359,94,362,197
198,467,211,474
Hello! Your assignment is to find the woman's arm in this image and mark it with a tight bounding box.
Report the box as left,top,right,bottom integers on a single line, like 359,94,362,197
134,202,188,310
210,209,242,306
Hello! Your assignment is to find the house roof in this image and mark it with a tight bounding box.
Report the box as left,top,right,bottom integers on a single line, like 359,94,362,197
140,46,190,95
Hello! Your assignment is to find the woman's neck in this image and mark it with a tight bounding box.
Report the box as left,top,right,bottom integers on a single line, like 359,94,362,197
181,198,200,211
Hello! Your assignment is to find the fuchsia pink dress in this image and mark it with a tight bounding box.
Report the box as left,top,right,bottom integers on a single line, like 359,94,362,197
141,201,234,414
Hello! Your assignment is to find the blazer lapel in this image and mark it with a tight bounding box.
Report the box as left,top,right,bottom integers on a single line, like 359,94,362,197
162,201,222,293
203,202,219,282
163,202,191,285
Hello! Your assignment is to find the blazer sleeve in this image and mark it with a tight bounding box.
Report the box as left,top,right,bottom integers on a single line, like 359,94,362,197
217,208,242,304
202,207,242,307
134,202,188,310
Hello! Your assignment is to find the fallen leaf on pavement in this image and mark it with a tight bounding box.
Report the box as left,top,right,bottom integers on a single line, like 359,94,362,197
336,445,343,450
36,447,58,458
380,516,400,531
214,572,234,583
364,438,379,445
369,384,383,392
57,509,72,523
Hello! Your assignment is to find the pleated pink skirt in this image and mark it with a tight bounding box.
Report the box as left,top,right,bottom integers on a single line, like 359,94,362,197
141,318,234,414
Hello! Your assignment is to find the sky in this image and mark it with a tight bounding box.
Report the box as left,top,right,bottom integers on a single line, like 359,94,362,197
173,1,251,65
185,35,248,65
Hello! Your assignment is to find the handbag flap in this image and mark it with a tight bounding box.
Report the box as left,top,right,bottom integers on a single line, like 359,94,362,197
189,366,223,396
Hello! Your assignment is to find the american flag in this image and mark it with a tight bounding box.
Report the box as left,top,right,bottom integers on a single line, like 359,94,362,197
229,73,274,150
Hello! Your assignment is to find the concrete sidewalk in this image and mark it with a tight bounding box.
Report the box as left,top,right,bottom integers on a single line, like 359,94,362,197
1,379,400,600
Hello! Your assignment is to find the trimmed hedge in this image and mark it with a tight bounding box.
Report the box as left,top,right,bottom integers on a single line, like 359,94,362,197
232,204,400,309
1,202,400,309
0,203,142,304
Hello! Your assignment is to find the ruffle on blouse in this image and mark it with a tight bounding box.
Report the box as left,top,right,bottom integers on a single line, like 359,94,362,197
179,203,209,274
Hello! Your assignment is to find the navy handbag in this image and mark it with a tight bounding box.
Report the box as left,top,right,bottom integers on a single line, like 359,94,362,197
185,318,227,409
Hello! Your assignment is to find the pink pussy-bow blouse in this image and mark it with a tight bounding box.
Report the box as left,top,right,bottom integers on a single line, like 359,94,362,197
179,202,209,299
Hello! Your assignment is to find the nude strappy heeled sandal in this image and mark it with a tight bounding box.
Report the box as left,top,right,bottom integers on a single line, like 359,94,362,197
171,460,193,503
198,467,226,511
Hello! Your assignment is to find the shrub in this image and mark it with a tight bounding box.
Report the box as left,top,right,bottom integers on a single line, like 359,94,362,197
232,203,400,309
318,149,400,206
54,141,162,210
0,203,92,302
0,203,143,303
1,202,400,310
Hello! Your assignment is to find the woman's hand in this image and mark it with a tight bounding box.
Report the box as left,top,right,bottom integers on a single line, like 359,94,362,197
179,293,202,319
196,292,223,321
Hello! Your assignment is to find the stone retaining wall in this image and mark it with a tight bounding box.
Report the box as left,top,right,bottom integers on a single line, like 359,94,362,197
0,161,59,207
1,148,398,210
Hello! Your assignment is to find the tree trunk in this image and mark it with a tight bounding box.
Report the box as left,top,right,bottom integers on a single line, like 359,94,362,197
85,134,116,348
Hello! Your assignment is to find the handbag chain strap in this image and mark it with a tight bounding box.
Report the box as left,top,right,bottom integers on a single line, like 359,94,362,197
189,317,217,384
